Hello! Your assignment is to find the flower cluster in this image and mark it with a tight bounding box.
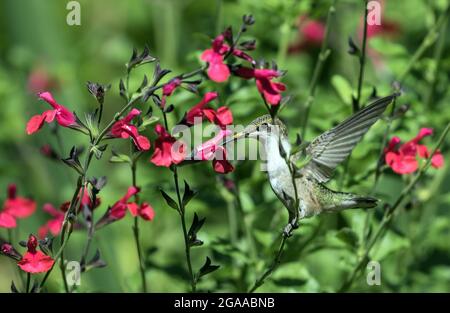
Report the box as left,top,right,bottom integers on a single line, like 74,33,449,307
385,128,444,175
201,28,286,106
1,235,55,274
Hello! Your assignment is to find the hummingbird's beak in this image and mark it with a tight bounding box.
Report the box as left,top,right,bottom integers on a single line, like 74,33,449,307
221,130,249,146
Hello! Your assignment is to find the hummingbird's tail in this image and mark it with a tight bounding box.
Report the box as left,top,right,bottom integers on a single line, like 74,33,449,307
345,196,378,209
323,188,379,212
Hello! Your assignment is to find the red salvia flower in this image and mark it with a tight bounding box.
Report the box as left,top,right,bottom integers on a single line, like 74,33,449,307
234,67,286,105
185,92,219,125
26,92,77,135
150,124,186,167
17,234,55,274
289,16,326,53
127,202,155,221
38,204,65,239
0,212,16,229
110,186,140,220
195,129,234,174
161,78,182,108
385,128,444,175
185,92,233,129
27,66,58,94
96,187,140,229
201,34,254,82
3,184,36,219
111,108,151,151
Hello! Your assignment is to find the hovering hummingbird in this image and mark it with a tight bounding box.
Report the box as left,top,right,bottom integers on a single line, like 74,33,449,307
224,94,398,235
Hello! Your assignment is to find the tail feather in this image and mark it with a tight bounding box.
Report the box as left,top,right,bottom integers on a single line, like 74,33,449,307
341,195,378,210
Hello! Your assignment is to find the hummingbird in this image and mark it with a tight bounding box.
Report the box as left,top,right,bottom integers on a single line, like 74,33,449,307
224,94,398,235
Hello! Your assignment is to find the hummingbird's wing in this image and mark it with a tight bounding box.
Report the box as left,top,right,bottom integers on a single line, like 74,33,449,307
298,94,398,183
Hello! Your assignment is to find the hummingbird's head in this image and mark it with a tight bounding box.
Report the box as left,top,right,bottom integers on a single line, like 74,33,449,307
223,114,288,144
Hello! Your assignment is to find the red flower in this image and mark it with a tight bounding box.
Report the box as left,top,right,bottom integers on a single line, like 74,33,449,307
111,109,151,151
185,92,219,124
96,187,140,229
161,78,182,108
203,106,233,129
185,92,233,129
17,235,55,274
26,92,77,135
385,128,444,175
38,204,65,239
150,124,186,167
0,212,16,229
195,129,234,174
301,20,326,44
110,186,140,220
3,184,36,219
289,16,325,53
27,66,58,94
234,67,286,105
201,34,254,82
127,202,155,221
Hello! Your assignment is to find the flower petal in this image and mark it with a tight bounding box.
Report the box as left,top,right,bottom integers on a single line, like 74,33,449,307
17,250,55,273
139,203,155,221
0,212,17,229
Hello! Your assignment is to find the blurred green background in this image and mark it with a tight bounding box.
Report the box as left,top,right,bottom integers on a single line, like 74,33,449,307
0,0,449,292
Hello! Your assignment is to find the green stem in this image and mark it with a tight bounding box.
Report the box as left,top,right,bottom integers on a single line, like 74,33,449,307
397,9,448,84
354,0,369,112
301,0,335,136
425,14,448,108
26,273,31,293
248,234,287,293
131,160,147,293
339,122,450,292
234,179,257,260
173,167,196,292
276,21,292,69
59,250,69,293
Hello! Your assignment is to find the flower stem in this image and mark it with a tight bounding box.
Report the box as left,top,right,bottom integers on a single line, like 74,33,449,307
354,0,369,112
59,250,69,293
26,273,31,293
248,234,287,293
397,8,448,85
425,13,448,108
301,0,335,136
173,166,196,292
130,160,147,293
339,122,450,292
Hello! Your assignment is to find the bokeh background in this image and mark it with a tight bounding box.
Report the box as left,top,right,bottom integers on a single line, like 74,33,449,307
0,0,449,292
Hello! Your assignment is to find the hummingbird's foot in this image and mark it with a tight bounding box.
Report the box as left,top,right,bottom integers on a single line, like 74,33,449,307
283,223,293,237
283,217,300,237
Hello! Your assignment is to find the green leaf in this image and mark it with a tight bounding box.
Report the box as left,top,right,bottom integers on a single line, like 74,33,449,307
197,257,220,279
91,144,108,160
138,115,159,131
182,180,198,207
335,227,359,248
331,75,353,105
109,150,131,164
188,213,205,247
159,188,179,211
62,146,84,175
369,37,408,56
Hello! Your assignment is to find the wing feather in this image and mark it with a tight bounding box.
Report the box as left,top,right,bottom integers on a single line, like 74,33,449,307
299,94,398,183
